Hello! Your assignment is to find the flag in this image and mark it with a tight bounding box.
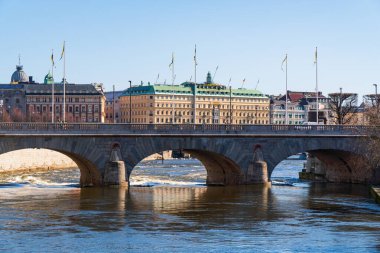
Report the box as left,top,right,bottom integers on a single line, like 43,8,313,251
169,52,174,68
51,52,54,66
194,44,197,66
243,78,246,82
314,47,318,64
281,54,287,71
60,41,65,60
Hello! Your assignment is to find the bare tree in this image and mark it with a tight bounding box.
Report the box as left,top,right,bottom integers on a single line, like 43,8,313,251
328,92,358,124
364,94,380,125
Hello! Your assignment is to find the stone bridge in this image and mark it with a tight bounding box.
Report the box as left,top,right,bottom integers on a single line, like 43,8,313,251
0,123,378,187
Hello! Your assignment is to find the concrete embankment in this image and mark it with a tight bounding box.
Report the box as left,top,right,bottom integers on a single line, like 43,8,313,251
370,186,380,204
0,149,77,175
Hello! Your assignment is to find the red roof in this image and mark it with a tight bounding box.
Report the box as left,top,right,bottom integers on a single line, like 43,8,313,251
285,91,325,102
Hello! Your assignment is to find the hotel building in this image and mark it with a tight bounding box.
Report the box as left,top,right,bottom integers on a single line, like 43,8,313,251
119,72,270,124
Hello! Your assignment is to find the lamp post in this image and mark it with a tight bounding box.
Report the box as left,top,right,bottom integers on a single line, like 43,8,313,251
128,80,132,123
374,83,378,96
0,99,3,122
374,83,379,115
339,87,343,124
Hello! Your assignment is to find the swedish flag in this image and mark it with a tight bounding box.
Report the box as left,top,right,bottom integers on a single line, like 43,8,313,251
51,52,54,66
60,41,65,60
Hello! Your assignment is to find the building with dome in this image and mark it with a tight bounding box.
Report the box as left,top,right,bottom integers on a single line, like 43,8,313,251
118,72,270,124
0,65,106,122
10,65,30,84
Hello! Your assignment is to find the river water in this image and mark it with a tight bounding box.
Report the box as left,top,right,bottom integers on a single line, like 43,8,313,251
0,159,379,252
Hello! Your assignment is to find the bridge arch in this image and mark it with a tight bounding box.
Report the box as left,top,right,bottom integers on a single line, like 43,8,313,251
0,138,104,187
265,138,376,184
125,148,243,186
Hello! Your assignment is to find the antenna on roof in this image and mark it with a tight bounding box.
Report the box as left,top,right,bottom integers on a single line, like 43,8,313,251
18,54,21,66
255,79,260,90
212,65,219,82
155,73,160,84
189,75,192,82
241,78,246,88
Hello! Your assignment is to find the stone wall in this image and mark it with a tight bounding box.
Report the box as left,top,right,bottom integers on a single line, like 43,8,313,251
0,149,77,174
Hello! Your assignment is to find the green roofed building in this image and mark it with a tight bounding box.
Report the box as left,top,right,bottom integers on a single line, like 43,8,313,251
119,72,270,124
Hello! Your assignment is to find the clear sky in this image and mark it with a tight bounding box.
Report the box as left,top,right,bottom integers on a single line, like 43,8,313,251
1,0,380,97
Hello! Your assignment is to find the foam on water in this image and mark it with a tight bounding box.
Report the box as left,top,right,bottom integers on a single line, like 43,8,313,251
0,174,79,188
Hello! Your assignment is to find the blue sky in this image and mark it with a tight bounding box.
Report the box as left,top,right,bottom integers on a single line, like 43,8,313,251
1,0,380,97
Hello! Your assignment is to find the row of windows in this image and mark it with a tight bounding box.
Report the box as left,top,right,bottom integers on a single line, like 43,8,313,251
28,96,101,103
120,109,270,118
154,96,268,103
273,121,305,125
119,117,270,124
121,102,269,111
273,114,305,119
31,104,100,113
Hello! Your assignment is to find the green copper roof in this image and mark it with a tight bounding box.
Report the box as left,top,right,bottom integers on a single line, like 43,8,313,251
44,71,54,85
121,83,266,98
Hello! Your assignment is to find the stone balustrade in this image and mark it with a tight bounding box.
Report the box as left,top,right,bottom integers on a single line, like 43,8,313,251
0,123,373,136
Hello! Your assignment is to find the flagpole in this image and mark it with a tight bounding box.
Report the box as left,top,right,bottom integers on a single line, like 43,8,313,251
315,47,319,124
63,41,66,123
171,53,175,123
51,49,54,123
193,45,197,124
228,77,232,124
285,54,288,125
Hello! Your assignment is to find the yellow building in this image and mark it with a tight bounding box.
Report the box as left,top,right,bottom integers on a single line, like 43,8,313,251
119,73,270,124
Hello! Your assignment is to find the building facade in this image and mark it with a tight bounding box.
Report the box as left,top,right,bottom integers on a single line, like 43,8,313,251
0,65,106,123
270,99,306,125
25,83,105,122
119,72,270,124
104,91,123,123
271,91,331,124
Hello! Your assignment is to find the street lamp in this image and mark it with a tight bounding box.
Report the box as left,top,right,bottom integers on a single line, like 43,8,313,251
374,84,379,115
339,87,343,124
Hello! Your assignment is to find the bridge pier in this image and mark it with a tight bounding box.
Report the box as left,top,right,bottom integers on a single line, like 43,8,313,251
103,145,128,188
245,146,269,185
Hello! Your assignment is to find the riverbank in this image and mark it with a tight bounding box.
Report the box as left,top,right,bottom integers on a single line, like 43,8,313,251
0,149,77,175
370,186,380,204
0,165,78,176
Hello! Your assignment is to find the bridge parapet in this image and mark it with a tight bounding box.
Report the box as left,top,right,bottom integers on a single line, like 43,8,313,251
0,123,373,136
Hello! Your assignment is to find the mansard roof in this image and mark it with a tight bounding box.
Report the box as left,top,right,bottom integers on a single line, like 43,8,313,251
121,83,267,98
24,83,103,95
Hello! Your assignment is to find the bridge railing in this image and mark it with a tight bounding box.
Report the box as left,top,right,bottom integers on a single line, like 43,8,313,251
0,122,373,135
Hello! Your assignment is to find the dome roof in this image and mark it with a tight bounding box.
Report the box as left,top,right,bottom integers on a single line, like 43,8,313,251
11,65,28,83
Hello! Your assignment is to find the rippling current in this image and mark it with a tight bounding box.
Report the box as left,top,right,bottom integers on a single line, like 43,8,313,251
0,159,379,253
